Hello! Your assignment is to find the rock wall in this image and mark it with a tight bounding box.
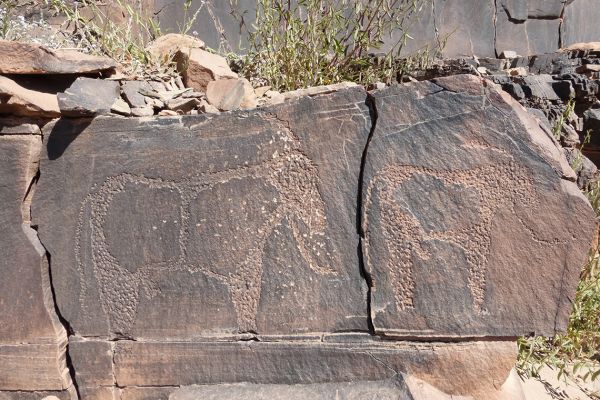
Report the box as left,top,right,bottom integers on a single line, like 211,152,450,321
154,0,600,57
0,75,596,399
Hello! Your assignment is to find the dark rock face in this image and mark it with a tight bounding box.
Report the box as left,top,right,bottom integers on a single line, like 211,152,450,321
33,88,371,339
362,75,595,338
0,135,70,391
562,0,600,46
153,0,595,58
434,0,496,58
24,77,596,398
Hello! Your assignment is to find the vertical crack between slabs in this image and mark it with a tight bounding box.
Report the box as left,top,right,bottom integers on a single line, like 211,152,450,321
493,0,499,58
558,1,567,49
357,92,378,335
29,164,81,400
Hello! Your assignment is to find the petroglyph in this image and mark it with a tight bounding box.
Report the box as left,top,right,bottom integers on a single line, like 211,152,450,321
75,128,337,335
364,161,539,314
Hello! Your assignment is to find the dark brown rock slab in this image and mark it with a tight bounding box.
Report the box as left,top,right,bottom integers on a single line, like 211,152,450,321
33,88,371,340
113,340,517,399
69,339,114,388
0,40,116,74
362,75,596,338
0,136,70,391
58,77,120,117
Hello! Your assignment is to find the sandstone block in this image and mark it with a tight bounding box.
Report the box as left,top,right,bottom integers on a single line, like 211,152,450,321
0,136,70,391
0,76,60,118
0,40,116,74
176,48,238,92
113,340,517,399
33,88,371,340
362,75,595,338
145,33,205,63
206,78,257,111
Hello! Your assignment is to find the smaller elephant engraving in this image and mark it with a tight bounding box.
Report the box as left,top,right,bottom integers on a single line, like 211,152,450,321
364,161,538,314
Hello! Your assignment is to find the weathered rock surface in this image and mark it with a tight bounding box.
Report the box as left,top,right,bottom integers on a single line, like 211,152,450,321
176,48,238,92
495,10,561,57
0,40,116,74
434,0,496,58
20,75,595,398
0,136,70,390
0,76,60,118
562,0,600,47
0,118,41,135
121,80,153,108
33,88,371,339
112,340,517,399
168,376,468,400
58,77,121,117
362,75,595,338
152,0,597,58
145,33,205,62
206,78,257,110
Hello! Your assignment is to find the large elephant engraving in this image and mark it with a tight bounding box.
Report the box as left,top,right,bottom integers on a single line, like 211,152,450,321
75,130,337,335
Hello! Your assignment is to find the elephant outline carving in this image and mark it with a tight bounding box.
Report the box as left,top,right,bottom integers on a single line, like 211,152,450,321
363,159,542,315
74,128,338,335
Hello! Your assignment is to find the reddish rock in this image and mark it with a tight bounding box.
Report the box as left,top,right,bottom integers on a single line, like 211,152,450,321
0,136,70,390
0,40,116,74
0,76,60,118
206,78,257,111
146,33,205,63
176,48,237,92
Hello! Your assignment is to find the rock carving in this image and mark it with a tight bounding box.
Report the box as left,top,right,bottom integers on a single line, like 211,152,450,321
364,160,540,314
75,128,337,335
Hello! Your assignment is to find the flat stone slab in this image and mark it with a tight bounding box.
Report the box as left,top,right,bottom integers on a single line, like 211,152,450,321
0,40,116,74
57,77,121,117
169,381,410,400
0,76,60,118
0,136,70,391
363,75,595,338
33,88,371,339
112,339,516,398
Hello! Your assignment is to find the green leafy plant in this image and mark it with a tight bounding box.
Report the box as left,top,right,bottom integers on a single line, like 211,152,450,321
570,130,592,173
518,182,600,384
553,98,576,140
239,0,439,91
